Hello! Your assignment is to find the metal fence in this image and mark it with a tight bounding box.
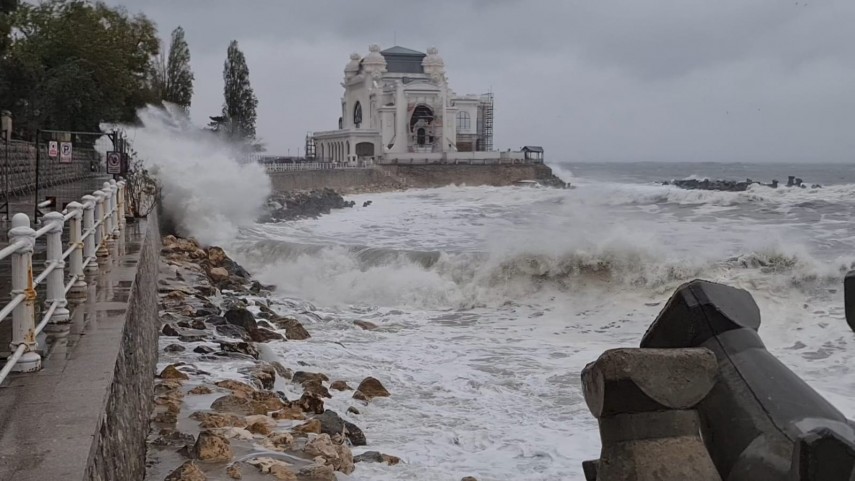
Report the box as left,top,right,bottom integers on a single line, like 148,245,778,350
0,179,126,382
264,162,372,173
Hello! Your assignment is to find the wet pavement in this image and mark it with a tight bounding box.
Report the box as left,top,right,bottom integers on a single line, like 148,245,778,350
0,217,148,481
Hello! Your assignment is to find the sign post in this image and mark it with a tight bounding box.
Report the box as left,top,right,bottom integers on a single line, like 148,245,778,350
48,141,59,158
106,151,122,174
59,142,73,163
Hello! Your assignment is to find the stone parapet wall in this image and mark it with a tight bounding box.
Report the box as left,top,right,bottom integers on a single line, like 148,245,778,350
267,164,565,194
1,140,100,198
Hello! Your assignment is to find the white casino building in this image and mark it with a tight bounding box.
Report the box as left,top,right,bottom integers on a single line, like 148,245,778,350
310,45,543,165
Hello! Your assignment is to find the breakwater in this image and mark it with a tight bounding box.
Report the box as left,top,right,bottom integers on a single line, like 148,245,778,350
267,164,565,193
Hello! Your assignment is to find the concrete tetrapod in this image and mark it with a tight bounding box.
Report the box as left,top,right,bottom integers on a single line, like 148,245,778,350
641,279,855,481
581,348,721,481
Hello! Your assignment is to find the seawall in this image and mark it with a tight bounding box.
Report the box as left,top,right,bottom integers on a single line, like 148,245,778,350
267,164,564,193
0,210,160,481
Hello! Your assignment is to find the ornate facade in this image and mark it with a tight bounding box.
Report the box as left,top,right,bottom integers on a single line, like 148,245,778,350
312,45,499,164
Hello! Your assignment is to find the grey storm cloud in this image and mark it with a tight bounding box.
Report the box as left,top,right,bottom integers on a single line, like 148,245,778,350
109,0,855,162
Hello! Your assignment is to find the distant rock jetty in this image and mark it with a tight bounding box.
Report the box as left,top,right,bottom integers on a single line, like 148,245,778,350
261,188,356,222
663,175,821,192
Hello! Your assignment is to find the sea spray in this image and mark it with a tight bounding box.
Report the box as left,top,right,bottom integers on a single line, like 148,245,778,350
102,104,271,245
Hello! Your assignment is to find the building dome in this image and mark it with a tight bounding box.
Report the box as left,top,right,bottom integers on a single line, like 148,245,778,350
422,47,446,82
362,44,387,78
344,52,361,80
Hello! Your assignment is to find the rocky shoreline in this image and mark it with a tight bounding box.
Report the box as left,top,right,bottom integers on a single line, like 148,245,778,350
147,236,414,481
260,189,357,222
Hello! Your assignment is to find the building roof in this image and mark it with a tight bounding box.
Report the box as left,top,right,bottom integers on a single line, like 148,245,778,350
381,46,425,56
522,146,544,153
381,46,426,74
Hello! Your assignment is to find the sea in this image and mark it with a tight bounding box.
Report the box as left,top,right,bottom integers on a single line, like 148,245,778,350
213,162,855,481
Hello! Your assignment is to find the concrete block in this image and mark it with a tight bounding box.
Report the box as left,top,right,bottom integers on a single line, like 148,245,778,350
582,348,716,418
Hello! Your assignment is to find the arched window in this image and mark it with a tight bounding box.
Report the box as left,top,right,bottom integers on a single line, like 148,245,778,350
456,111,470,132
353,102,362,128
410,105,434,132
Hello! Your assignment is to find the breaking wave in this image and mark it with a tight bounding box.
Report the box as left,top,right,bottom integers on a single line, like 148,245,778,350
234,237,853,309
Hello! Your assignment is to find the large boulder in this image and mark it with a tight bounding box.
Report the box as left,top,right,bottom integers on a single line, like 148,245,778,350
304,434,355,474
192,430,232,462
354,451,401,465
272,317,311,340
224,308,258,331
354,377,390,401
315,410,366,446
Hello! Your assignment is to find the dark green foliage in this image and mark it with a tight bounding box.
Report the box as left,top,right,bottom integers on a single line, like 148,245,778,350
221,40,258,141
0,0,160,139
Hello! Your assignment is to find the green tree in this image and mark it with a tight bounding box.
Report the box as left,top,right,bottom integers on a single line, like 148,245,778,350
221,40,258,141
0,0,160,139
152,26,193,110
0,0,18,57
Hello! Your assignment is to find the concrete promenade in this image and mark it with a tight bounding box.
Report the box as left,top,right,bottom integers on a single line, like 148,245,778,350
0,211,159,480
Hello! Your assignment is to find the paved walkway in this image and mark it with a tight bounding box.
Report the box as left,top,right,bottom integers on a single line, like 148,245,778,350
0,218,146,480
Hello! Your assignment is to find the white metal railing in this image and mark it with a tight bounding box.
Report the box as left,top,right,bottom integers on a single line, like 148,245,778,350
0,179,127,383
263,162,372,173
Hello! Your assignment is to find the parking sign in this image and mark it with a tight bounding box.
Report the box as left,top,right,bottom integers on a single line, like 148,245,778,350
59,142,73,163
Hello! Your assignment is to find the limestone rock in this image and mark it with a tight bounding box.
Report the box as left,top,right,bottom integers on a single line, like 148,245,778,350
272,406,306,421
316,410,367,446
213,427,254,441
193,430,232,462
301,379,331,399
209,267,229,283
188,385,212,395
304,434,355,474
226,463,242,479
207,246,227,266
194,345,216,354
214,379,256,397
247,421,271,436
162,324,181,336
164,460,207,481
354,377,390,400
159,364,190,381
290,393,325,414
293,419,322,435
224,308,258,331
247,457,297,481
211,395,266,416
292,371,329,385
273,317,311,340
165,344,186,353
271,361,293,380
329,380,351,391
352,390,368,402
354,451,401,465
266,432,294,450
461,477,478,481
191,411,248,429
297,464,335,481
215,324,250,341
353,320,378,330
346,407,360,415
248,363,277,390
249,327,285,343
218,341,259,359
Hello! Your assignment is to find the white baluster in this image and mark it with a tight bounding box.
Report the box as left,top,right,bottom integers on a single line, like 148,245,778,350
42,211,69,323
8,213,41,372
66,201,87,299
81,195,98,275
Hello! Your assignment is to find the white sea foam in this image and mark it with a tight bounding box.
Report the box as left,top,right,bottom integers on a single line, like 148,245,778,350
224,179,855,480
104,104,271,245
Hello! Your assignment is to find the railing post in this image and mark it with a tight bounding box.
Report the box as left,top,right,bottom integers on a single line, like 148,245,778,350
115,179,126,231
102,182,114,241
66,201,87,300
81,195,98,275
8,213,41,372
42,211,70,323
93,189,110,265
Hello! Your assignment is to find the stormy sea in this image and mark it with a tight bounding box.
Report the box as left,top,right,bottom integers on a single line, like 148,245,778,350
212,162,855,481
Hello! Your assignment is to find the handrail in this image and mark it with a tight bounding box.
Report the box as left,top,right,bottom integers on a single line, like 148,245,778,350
0,178,128,384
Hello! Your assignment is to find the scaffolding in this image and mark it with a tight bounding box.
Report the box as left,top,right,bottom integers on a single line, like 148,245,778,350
478,93,494,152
304,133,316,160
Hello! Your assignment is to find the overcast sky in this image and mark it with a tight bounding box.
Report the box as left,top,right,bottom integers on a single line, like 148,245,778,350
111,0,855,163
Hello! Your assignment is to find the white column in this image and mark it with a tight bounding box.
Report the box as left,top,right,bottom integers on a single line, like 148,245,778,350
108,179,120,238
66,201,87,299
81,195,98,275
8,213,41,372
102,181,115,240
42,211,70,323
